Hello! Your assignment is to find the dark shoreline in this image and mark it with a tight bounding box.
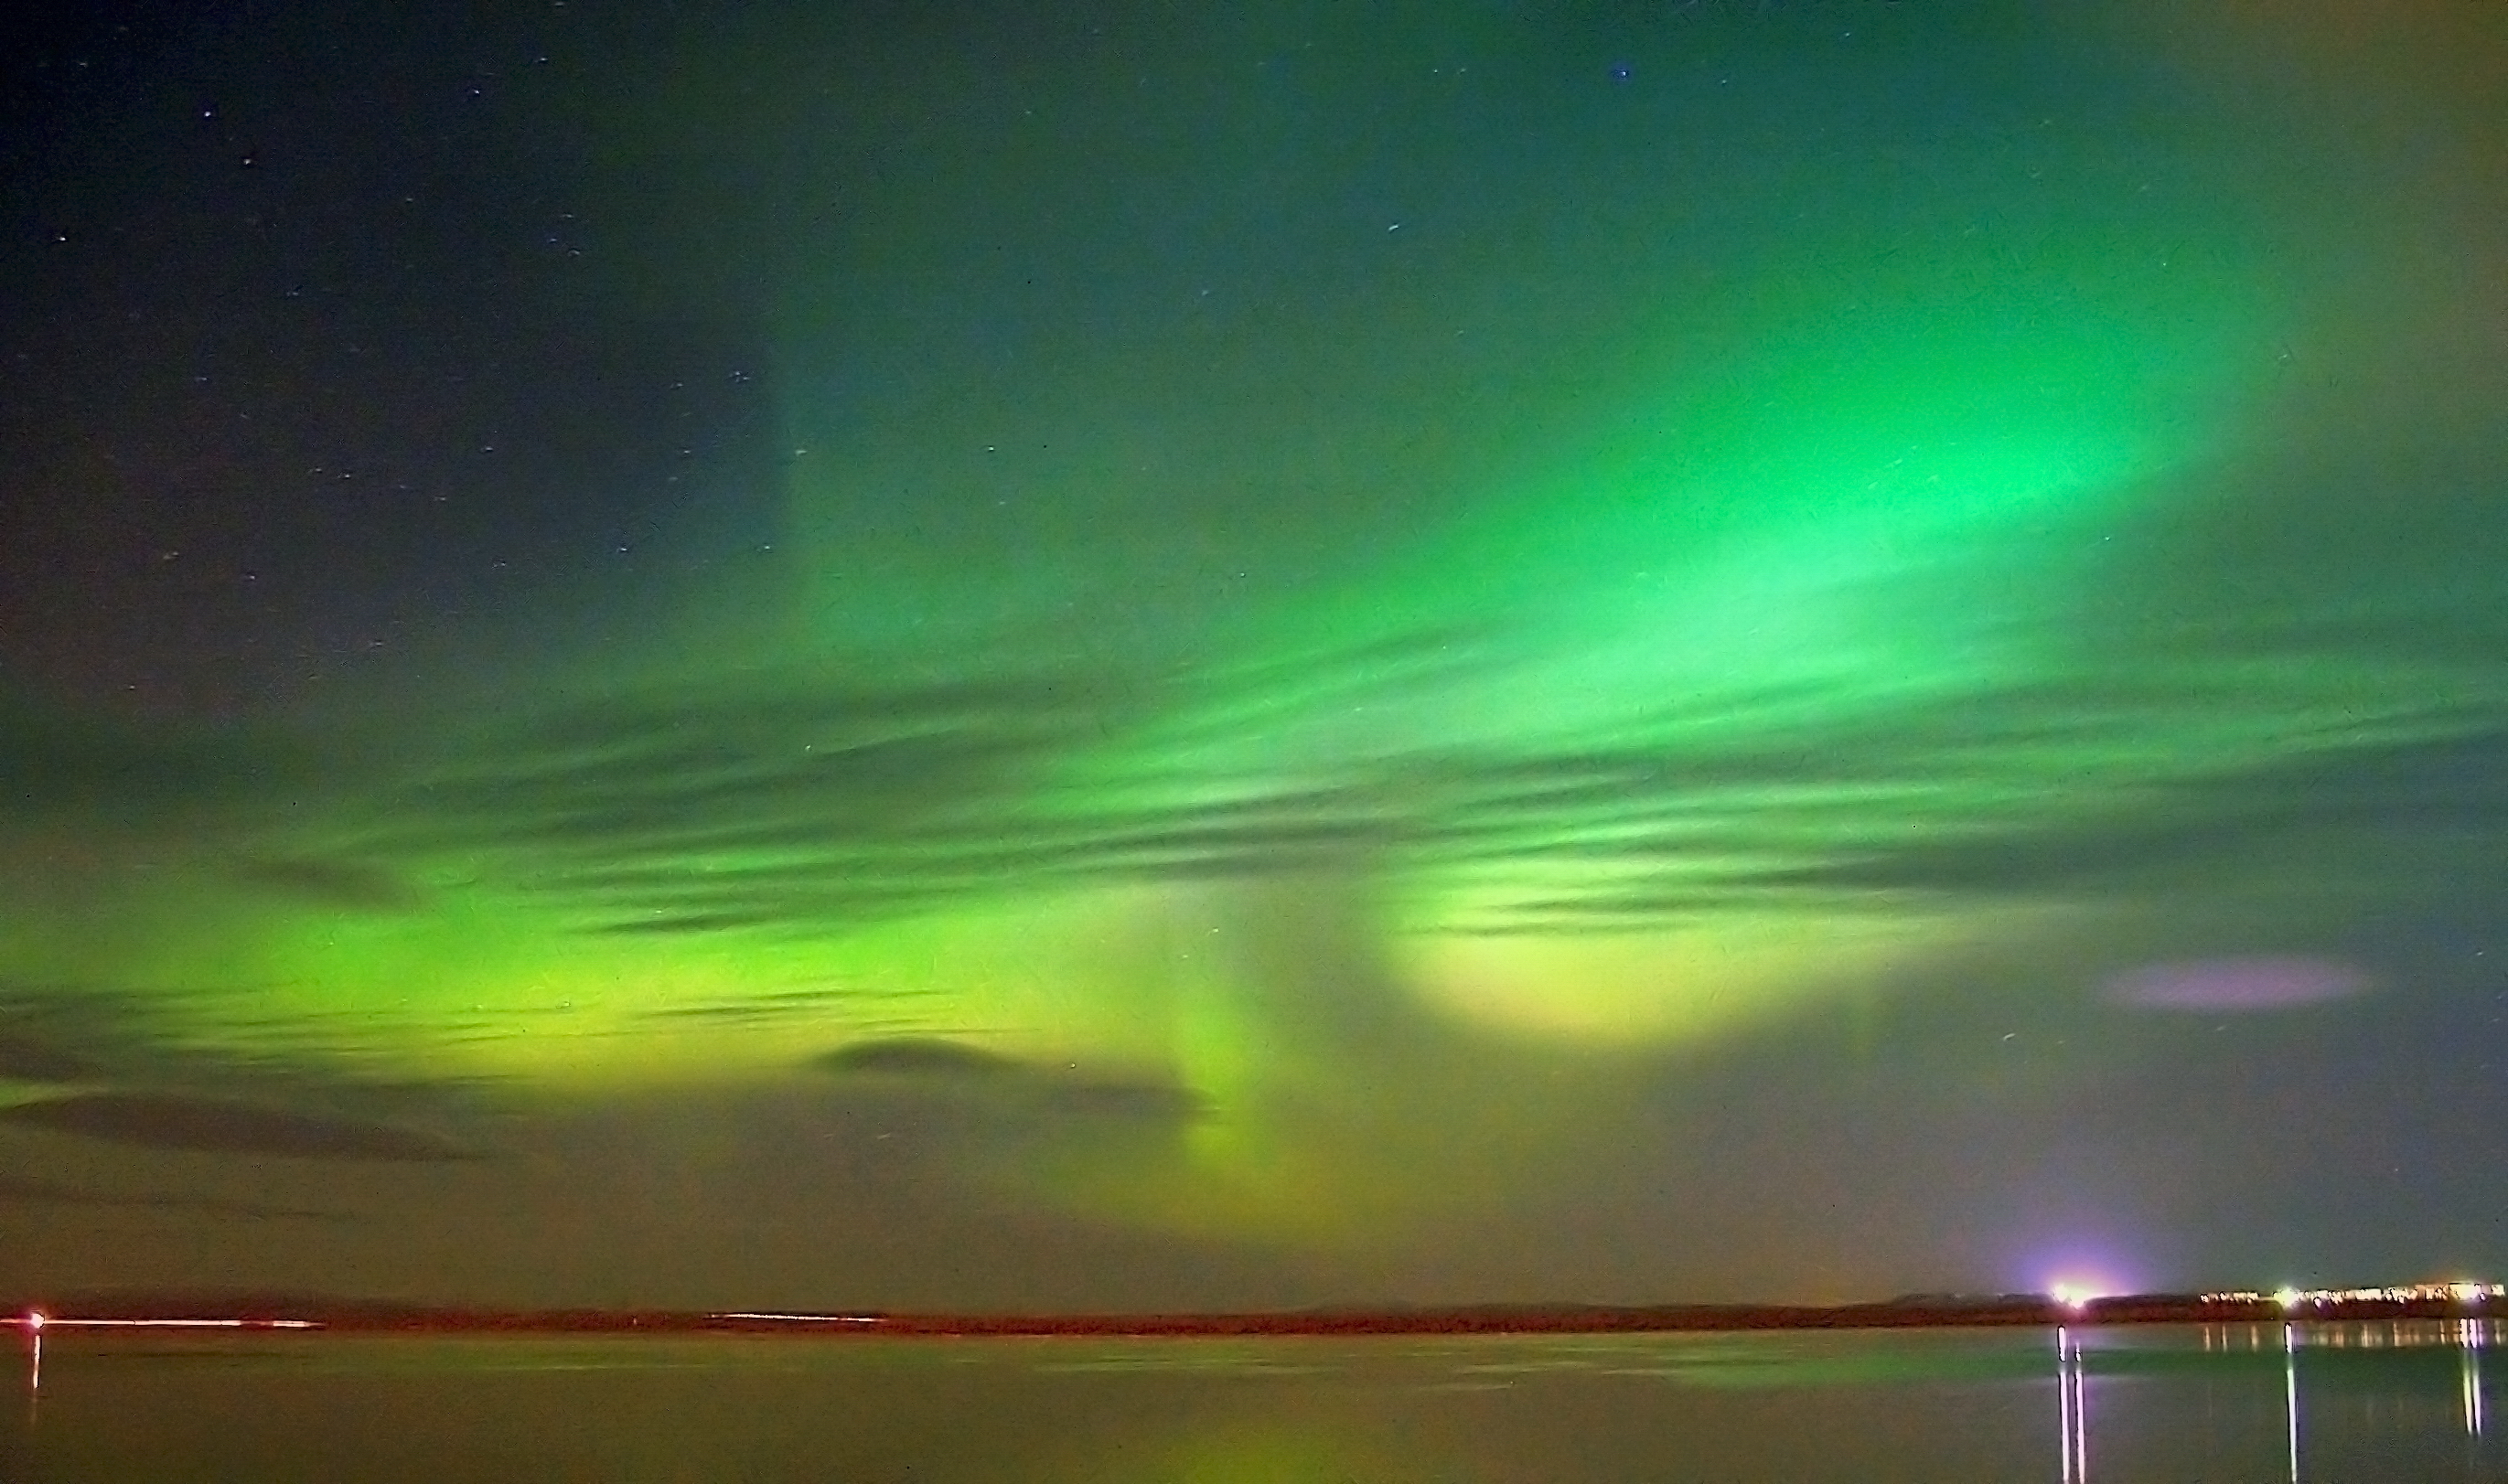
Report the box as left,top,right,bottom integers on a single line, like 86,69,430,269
10,1294,2500,1338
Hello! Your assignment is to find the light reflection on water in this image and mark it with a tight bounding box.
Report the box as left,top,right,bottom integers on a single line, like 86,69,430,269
4,1322,2503,1482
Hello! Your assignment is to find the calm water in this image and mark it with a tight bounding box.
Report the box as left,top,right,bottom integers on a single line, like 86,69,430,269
2,1322,2499,1481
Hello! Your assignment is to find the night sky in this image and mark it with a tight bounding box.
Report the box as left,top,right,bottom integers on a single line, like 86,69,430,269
2,0,2504,1312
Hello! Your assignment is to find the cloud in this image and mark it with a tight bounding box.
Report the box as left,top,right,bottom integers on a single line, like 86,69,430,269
0,1094,478,1161
20,620,2508,960
0,1030,100,1083
2106,956,2373,1012
814,1038,1207,1124
226,857,426,913
0,1175,351,1222
817,1038,1023,1081
0,686,345,825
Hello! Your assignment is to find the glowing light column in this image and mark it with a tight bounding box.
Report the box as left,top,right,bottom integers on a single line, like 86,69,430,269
2056,1326,2089,1484
2462,1319,2488,1438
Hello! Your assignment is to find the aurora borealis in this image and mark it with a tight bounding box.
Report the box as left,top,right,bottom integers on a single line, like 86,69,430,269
2,0,2504,1310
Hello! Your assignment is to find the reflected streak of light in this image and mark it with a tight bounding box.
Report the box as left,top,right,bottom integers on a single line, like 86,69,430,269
2285,1321,2301,1484
2056,1326,2088,1484
2462,1319,2486,1438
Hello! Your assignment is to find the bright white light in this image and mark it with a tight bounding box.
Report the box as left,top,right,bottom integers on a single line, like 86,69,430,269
2274,1286,2302,1311
2049,1282,2101,1312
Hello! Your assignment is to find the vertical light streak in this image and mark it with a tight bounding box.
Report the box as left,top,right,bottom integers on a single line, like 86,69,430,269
20,1312,42,1401
2056,1326,2073,1484
2462,1319,2487,1438
2056,1325,2089,1484
2072,1329,2089,1484
2284,1321,2301,1484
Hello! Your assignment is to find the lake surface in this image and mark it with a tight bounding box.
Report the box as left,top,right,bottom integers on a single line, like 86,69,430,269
2,1321,2498,1481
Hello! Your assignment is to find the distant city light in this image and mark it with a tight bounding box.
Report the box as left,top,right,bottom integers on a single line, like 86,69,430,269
2204,1282,2505,1310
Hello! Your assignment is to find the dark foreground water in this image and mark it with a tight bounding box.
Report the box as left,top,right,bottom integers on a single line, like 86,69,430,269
2,1321,2500,1481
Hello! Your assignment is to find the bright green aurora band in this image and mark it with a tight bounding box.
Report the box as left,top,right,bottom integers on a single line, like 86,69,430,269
3,1,2503,1285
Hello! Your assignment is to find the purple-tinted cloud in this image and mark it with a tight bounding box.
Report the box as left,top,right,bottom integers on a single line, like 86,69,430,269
2106,956,2372,1011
